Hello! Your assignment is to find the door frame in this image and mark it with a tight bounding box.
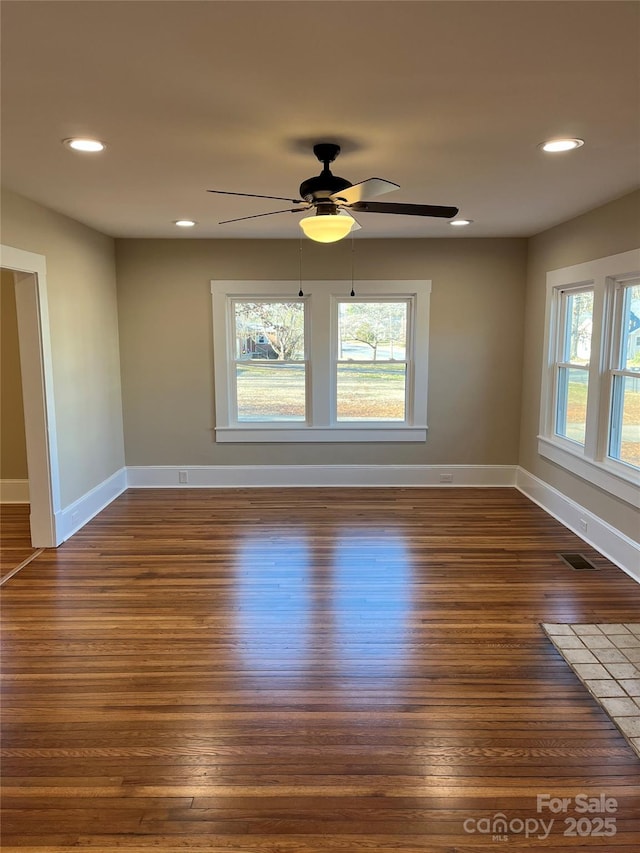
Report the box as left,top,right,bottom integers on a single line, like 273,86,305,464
1,245,60,546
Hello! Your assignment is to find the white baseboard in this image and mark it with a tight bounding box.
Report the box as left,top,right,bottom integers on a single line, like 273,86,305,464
56,467,127,542
126,464,518,489
36,464,640,585
0,479,29,503
516,467,639,583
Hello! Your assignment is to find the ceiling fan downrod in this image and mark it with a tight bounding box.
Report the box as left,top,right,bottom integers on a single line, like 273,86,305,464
299,142,352,202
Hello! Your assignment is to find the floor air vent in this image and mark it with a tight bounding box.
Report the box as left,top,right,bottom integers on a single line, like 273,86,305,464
557,553,599,571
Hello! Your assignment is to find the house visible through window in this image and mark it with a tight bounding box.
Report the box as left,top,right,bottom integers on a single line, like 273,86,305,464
211,280,430,443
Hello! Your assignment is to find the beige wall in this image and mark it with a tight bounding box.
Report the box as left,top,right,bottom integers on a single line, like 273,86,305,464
1,267,28,479
520,189,640,541
115,237,527,467
1,189,125,507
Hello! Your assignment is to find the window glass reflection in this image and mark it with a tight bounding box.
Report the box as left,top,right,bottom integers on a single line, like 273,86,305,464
331,532,411,673
234,534,310,668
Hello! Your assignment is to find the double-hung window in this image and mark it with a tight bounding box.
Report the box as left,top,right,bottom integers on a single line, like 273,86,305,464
609,278,640,468
539,249,640,504
211,280,430,443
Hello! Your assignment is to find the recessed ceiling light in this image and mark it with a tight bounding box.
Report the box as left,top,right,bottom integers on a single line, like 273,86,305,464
450,219,473,227
63,138,106,153
539,138,584,153
174,219,197,228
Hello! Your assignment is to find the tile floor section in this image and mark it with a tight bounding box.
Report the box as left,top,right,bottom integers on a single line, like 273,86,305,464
542,622,640,759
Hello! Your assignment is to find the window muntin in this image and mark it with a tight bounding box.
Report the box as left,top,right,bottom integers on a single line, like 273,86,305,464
554,288,593,445
232,299,307,423
335,300,409,423
608,280,640,469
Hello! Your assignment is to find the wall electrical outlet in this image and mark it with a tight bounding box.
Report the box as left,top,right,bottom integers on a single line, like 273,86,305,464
178,470,188,484
579,518,588,532
439,473,454,483
71,511,80,524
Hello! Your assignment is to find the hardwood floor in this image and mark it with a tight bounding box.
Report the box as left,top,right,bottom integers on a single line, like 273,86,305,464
0,503,37,578
2,487,639,851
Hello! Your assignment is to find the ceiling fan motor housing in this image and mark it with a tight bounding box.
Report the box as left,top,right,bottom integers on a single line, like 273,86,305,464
299,172,352,203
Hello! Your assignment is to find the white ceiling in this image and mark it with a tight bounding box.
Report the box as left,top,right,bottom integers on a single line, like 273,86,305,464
1,1,638,239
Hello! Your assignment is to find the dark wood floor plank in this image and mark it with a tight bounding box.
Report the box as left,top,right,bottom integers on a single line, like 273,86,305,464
0,503,36,575
1,487,639,851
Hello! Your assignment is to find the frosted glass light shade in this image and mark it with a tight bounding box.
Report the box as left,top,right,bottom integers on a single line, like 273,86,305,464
299,213,355,243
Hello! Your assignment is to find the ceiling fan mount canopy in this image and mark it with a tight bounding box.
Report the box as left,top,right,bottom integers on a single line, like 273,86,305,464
312,142,341,164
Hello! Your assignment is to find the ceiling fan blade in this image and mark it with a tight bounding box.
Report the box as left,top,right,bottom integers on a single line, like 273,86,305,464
330,178,399,205
219,208,307,224
349,201,459,218
209,189,303,204
338,209,361,231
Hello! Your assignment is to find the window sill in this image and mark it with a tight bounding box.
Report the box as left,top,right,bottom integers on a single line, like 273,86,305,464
537,435,639,506
216,426,428,443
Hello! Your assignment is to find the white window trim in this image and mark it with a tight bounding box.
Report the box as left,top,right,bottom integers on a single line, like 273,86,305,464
211,280,430,443
538,249,640,505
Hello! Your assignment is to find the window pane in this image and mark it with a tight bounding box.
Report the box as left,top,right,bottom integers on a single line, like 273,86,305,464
564,291,593,365
338,302,407,361
236,364,305,421
556,366,588,444
622,283,640,371
609,374,640,468
234,301,304,361
337,363,406,421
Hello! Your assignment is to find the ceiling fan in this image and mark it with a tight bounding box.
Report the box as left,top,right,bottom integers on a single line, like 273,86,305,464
208,143,459,242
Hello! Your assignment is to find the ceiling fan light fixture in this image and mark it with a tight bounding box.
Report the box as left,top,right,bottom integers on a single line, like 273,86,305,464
299,212,355,243
450,218,473,227
539,138,584,153
63,137,106,153
174,219,197,227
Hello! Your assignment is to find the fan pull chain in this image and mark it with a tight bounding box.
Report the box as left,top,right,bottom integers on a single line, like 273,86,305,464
350,236,356,297
298,239,304,297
